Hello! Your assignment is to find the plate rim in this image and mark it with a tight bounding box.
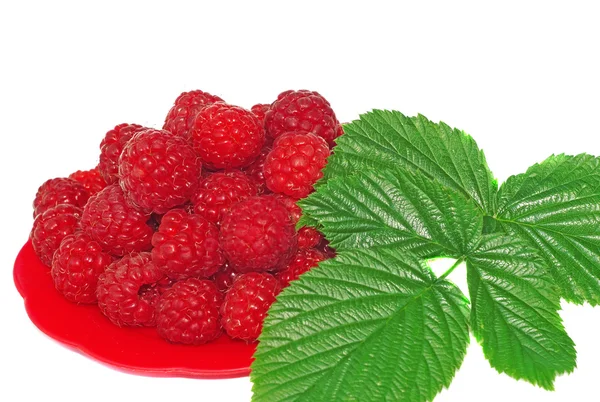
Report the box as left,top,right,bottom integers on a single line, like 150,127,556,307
13,240,253,380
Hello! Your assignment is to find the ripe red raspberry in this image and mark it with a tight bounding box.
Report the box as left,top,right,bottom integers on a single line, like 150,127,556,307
221,272,281,342
118,129,202,214
212,263,240,292
190,103,265,169
271,194,302,222
192,170,257,224
276,249,327,287
242,147,271,194
30,204,82,267
156,278,223,344
163,90,224,138
264,90,342,146
33,177,89,218
251,103,270,125
51,232,114,303
96,252,168,327
264,132,330,198
271,194,325,249
151,209,224,279
297,227,324,250
220,196,297,273
98,123,146,184
80,184,153,256
68,168,107,195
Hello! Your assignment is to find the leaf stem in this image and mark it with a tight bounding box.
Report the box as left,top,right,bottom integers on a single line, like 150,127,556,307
436,257,465,282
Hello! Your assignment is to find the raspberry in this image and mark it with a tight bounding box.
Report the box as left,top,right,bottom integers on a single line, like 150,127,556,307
33,177,89,218
151,209,224,279
190,103,265,169
96,252,167,327
271,194,324,249
297,227,324,250
192,170,257,224
51,232,114,303
220,196,297,273
80,184,153,256
98,123,146,184
271,194,302,222
264,132,330,198
30,204,82,266
68,167,107,195
212,263,240,292
163,90,224,138
276,249,327,287
221,272,281,341
264,90,342,146
118,129,202,214
251,103,270,125
156,278,223,344
242,147,271,194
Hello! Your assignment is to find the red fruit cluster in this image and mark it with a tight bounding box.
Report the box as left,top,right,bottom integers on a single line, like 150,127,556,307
29,88,340,344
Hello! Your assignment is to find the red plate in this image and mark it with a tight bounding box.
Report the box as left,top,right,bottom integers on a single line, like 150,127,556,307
13,240,255,379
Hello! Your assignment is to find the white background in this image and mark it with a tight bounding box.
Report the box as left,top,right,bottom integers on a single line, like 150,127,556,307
1,1,599,401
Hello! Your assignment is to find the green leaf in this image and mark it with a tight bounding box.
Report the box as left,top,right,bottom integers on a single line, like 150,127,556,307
254,110,591,400
326,111,498,214
299,169,483,257
466,234,577,389
496,153,600,305
251,248,470,402
295,213,319,231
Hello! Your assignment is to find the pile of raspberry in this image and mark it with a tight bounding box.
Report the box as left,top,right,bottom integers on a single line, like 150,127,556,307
29,89,340,344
